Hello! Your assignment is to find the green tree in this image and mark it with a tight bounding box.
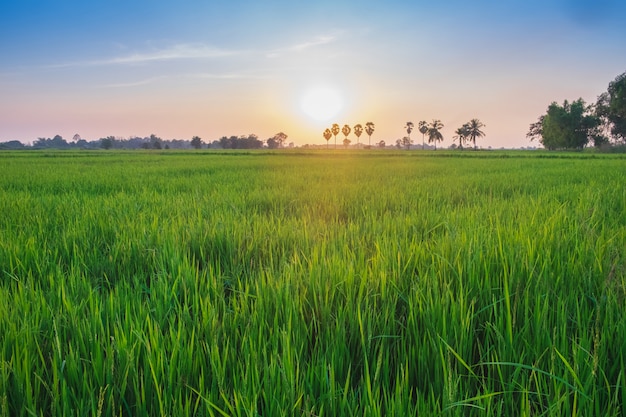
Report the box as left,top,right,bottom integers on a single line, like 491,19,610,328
219,136,234,149
365,122,375,147
331,124,340,149
239,134,263,149
418,121,428,149
100,136,114,150
466,118,485,149
427,120,444,150
323,128,332,149
190,136,203,149
34,135,69,149
150,134,162,149
536,99,599,150
596,71,626,143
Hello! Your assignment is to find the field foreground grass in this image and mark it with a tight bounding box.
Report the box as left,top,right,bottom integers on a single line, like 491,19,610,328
0,150,625,416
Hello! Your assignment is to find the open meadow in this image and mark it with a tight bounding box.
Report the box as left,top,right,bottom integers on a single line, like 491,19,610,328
0,150,625,416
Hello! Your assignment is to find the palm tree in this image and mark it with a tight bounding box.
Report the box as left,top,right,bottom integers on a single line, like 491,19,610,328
404,122,414,150
323,128,332,149
427,119,444,150
418,121,428,149
342,124,351,147
353,124,363,147
466,118,485,149
331,124,340,149
365,122,375,147
453,124,469,149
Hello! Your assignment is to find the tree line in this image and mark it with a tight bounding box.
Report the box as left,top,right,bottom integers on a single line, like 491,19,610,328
322,119,485,150
0,132,292,150
322,123,376,148
527,70,626,150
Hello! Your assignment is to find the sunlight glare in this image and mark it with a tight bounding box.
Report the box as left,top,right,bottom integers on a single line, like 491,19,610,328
300,86,343,122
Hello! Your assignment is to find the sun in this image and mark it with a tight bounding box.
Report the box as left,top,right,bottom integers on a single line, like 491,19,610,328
300,86,343,122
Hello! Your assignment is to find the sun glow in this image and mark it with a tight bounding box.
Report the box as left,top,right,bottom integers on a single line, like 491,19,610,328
300,86,343,122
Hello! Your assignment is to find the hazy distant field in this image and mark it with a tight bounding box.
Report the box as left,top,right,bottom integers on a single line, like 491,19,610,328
1,150,625,416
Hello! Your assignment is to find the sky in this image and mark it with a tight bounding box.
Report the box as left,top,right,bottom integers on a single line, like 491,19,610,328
1,0,626,148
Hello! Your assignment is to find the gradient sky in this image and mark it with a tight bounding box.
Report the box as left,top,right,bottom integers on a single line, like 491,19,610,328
2,1,626,148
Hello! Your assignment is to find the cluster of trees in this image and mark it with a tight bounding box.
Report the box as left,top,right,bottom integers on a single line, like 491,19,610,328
452,119,486,150
0,132,292,150
0,134,195,150
97,134,198,150
399,120,447,150
527,70,626,150
394,119,485,151
0,134,94,150
323,123,376,148
320,119,485,151
213,134,263,149
211,132,289,149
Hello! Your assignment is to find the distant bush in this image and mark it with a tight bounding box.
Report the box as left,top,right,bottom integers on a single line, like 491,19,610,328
0,140,25,149
597,143,626,153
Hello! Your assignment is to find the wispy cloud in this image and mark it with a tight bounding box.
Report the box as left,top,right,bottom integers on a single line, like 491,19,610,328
43,33,342,69
188,72,268,80
97,71,266,89
290,35,338,51
48,43,240,68
266,33,342,58
97,76,167,88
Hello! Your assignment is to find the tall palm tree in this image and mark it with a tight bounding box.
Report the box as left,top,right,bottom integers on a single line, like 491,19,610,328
353,124,363,147
365,122,375,147
342,125,351,147
323,128,332,149
453,124,469,149
466,118,485,150
331,124,340,149
427,119,444,150
404,122,414,150
418,121,428,149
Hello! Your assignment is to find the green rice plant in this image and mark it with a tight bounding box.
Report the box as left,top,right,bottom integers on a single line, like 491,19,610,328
0,150,624,415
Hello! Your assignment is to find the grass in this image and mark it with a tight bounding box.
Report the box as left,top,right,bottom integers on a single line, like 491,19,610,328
0,149,625,416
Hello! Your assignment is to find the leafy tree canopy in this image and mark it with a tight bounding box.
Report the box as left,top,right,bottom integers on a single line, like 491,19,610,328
530,99,600,150
190,136,203,149
596,71,626,142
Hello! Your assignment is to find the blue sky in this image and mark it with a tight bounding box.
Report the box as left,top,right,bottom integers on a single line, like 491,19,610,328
1,0,625,147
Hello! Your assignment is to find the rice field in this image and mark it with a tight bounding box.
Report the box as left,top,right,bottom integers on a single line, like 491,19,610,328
0,150,625,416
